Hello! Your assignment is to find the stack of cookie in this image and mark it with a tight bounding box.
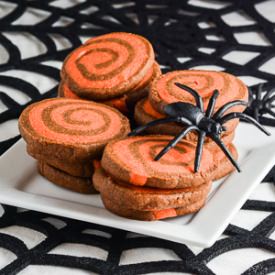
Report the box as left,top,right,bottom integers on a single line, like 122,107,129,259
59,32,161,114
19,98,130,193
134,70,248,178
93,135,235,221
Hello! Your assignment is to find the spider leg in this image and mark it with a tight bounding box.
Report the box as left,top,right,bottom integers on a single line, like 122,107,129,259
174,82,204,112
266,94,275,104
263,87,275,101
210,134,241,172
248,88,254,105
253,107,259,121
264,108,275,118
219,112,270,136
128,117,191,136
154,125,199,161
206,90,219,118
194,131,206,172
213,100,248,119
257,83,264,99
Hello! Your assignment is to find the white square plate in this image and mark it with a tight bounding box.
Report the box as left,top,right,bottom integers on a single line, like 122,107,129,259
0,123,275,247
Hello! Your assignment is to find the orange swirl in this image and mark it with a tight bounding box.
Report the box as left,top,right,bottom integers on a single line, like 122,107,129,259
63,32,154,100
104,136,214,186
21,98,128,145
149,70,248,113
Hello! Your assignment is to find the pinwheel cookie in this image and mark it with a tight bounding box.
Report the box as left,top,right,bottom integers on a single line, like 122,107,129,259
60,32,160,113
101,135,216,189
94,168,211,221
19,98,130,192
148,70,248,132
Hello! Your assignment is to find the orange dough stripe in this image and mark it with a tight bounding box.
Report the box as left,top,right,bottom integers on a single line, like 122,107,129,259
61,82,81,99
93,160,101,170
153,208,177,220
143,98,164,118
129,173,147,185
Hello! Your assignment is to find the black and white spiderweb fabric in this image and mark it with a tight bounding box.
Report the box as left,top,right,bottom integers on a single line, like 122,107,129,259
1,0,275,274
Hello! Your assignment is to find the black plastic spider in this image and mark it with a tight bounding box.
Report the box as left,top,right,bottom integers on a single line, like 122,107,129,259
245,84,275,121
129,83,270,173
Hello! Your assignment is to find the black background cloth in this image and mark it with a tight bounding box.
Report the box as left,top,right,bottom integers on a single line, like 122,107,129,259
1,0,275,274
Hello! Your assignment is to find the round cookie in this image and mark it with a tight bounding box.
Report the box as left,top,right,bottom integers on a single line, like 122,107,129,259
38,161,97,194
93,168,211,211
149,70,248,117
62,32,155,100
101,135,216,189
101,195,206,221
134,98,236,144
59,62,161,114
19,98,130,162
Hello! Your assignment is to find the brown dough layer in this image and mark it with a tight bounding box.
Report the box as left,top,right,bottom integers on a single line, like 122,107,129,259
38,161,97,194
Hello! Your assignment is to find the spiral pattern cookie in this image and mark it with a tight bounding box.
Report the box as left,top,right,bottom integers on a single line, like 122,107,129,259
62,32,155,100
101,136,215,189
19,98,130,161
149,70,248,114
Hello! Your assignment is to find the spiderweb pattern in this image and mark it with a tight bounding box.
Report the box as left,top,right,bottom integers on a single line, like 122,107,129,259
0,0,275,274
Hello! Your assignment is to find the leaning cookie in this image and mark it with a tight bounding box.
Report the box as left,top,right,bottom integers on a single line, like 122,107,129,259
148,70,248,133
38,161,97,194
19,98,130,162
102,135,216,189
62,32,155,100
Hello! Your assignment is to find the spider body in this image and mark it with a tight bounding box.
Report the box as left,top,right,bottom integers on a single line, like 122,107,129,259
129,82,270,173
166,102,223,135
